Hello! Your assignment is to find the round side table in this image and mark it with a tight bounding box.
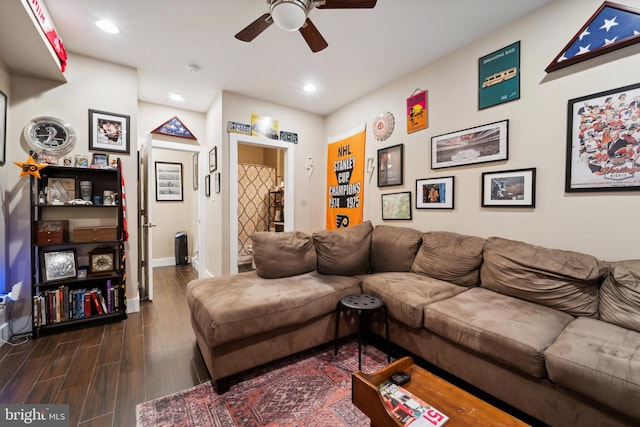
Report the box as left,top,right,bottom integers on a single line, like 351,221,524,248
334,294,390,370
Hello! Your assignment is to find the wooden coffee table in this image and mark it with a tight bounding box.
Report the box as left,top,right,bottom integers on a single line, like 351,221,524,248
352,357,529,427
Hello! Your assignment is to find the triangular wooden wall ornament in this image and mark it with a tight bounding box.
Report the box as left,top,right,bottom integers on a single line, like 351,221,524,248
546,1,640,73
151,116,197,140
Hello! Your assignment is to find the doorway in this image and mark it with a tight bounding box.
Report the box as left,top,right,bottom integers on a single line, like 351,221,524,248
229,133,294,274
139,137,205,301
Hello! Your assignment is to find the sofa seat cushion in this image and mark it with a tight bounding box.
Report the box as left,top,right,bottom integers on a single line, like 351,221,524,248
186,271,361,346
424,288,574,378
360,272,468,328
481,236,606,317
544,317,640,420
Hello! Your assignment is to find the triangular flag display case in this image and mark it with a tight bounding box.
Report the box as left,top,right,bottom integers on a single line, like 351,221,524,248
546,1,640,72
151,116,197,140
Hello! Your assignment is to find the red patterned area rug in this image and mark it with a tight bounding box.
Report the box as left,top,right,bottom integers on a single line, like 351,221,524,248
136,338,390,427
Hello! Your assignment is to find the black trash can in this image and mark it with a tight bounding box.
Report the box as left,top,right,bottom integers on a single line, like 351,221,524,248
175,231,188,265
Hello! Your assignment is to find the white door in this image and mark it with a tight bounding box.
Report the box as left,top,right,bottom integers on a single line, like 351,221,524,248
139,136,155,300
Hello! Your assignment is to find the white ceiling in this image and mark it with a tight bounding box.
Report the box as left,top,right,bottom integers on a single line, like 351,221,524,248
45,0,553,115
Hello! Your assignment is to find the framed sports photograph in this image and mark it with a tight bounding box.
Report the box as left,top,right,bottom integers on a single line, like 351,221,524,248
91,153,108,167
88,109,130,154
432,120,508,169
566,82,640,192
209,146,217,173
41,248,77,283
481,168,536,208
381,191,412,220
155,161,183,201
416,176,454,209
378,144,404,187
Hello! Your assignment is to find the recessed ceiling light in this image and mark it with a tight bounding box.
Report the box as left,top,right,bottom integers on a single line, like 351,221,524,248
96,20,120,34
169,93,184,102
303,83,317,93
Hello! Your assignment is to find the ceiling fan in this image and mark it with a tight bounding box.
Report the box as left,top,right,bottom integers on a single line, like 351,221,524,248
235,0,377,53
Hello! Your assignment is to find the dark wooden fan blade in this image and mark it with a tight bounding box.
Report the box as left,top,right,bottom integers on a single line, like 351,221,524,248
235,13,273,42
299,18,328,52
317,0,377,9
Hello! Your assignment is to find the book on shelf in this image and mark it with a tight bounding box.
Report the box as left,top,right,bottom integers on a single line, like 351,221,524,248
379,379,449,427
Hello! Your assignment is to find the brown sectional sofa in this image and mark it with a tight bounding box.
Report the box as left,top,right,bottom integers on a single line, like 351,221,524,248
186,221,640,426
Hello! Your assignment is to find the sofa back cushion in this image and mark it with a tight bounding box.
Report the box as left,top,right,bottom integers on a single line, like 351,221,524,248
371,225,422,272
600,259,640,332
411,231,485,287
252,231,316,279
313,220,372,275
481,236,607,317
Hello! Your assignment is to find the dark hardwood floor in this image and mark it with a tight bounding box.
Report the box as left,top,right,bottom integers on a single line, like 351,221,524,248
0,265,209,427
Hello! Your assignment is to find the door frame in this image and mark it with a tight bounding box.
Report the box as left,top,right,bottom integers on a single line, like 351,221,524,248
229,133,294,274
142,139,205,299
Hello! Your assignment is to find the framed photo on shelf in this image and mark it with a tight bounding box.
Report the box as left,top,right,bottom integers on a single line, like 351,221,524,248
381,191,412,220
205,174,210,197
431,120,508,169
41,248,77,283
0,90,6,166
46,177,76,205
377,144,404,187
91,153,108,167
481,167,536,208
416,176,454,209
155,161,183,201
209,146,217,173
565,82,640,192
88,109,130,154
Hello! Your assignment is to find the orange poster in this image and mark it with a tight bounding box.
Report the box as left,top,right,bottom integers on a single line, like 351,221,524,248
326,126,366,230
407,90,428,133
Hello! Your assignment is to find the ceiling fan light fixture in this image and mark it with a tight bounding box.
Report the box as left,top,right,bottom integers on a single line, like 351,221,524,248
271,0,309,31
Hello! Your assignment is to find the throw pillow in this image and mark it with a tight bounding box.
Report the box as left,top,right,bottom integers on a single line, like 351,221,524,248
411,231,485,287
600,259,640,333
251,231,316,279
481,236,607,317
312,220,372,276
371,225,422,272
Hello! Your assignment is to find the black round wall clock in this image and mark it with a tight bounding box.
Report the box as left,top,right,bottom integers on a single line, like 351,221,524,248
23,116,77,156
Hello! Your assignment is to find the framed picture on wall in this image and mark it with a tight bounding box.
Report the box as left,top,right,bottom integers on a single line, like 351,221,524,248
0,90,6,166
478,41,520,110
192,153,199,190
88,109,130,154
209,147,217,173
377,144,404,187
565,82,640,192
416,176,454,209
155,161,183,201
481,168,536,208
431,120,508,169
381,191,412,220
204,174,210,197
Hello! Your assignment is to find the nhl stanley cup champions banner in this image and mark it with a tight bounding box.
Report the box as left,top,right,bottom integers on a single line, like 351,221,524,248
326,126,366,230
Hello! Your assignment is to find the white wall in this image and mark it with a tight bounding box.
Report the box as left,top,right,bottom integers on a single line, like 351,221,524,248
326,0,640,261
7,53,139,327
207,91,325,275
